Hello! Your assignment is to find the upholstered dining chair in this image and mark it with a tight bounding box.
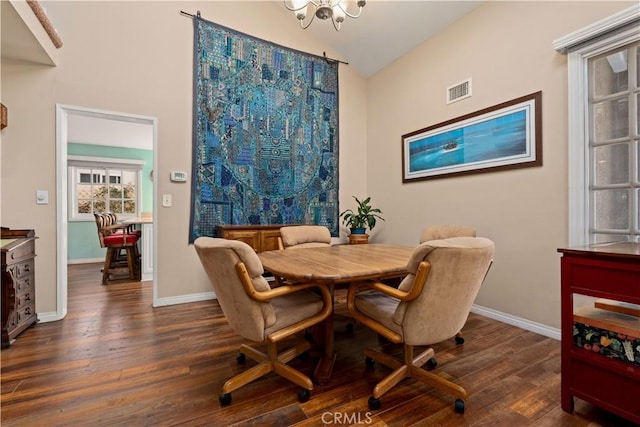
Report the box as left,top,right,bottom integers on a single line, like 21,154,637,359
94,212,140,284
193,237,332,405
419,224,477,345
278,225,332,250
347,236,494,413
419,224,476,243
277,225,358,334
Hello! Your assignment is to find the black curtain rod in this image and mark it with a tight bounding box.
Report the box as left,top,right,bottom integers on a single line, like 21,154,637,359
180,10,200,19
179,10,348,66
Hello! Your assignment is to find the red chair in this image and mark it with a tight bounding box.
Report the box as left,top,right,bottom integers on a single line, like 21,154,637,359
94,213,140,283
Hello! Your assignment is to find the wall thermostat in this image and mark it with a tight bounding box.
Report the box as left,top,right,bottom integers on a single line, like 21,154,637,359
170,171,188,182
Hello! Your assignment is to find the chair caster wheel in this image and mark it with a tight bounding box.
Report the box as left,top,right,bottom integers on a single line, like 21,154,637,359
426,357,438,370
454,398,465,413
455,335,465,345
237,353,246,364
220,393,232,406
365,357,375,368
368,396,381,410
298,388,310,402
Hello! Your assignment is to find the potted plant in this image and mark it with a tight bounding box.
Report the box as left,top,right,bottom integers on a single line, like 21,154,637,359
340,196,385,242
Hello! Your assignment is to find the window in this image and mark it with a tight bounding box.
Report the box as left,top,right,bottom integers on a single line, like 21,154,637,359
68,156,143,221
588,42,639,243
555,7,639,245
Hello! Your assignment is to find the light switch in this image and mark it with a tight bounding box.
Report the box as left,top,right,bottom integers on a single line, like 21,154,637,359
36,190,49,205
162,194,172,207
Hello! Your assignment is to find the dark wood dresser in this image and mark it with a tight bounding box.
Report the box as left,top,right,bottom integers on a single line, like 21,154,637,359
1,227,38,348
557,242,640,424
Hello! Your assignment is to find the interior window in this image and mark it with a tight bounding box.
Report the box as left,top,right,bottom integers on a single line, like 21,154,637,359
68,158,142,221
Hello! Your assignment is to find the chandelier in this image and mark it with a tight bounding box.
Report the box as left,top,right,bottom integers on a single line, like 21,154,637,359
284,0,367,31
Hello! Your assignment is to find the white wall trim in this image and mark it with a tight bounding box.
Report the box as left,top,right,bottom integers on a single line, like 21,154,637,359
37,311,62,323
67,155,145,166
153,291,217,307
566,49,589,247
471,304,561,341
43,280,556,338
54,104,158,323
53,104,69,322
150,295,559,340
552,5,639,53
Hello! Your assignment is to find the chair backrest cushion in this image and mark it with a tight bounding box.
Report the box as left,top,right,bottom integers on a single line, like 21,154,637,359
194,237,275,342
280,225,331,249
94,212,139,247
395,237,494,346
419,224,476,243
94,213,120,247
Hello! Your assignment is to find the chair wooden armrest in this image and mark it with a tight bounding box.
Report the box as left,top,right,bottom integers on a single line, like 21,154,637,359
346,261,430,343
236,261,331,302
104,222,139,235
235,261,333,342
103,224,129,232
348,261,430,303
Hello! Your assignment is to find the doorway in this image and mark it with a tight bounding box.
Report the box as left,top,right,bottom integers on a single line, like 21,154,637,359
54,104,158,321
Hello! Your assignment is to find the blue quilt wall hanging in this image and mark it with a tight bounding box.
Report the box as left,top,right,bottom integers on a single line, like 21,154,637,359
189,16,340,242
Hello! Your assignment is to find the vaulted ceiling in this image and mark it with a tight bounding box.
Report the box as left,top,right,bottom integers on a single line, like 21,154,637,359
2,1,483,77
275,1,483,77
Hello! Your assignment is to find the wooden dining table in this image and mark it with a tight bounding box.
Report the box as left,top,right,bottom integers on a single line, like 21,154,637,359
258,243,415,385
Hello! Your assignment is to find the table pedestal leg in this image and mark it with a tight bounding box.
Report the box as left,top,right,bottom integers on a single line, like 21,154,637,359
313,284,337,385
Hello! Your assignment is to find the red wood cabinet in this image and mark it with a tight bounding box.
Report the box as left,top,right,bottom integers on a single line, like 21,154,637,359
557,243,640,424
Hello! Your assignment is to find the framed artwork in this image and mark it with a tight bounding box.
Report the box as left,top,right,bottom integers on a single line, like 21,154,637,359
402,91,542,182
1,103,7,130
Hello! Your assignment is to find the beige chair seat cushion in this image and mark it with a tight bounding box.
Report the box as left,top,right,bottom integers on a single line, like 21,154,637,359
354,291,403,338
265,289,326,337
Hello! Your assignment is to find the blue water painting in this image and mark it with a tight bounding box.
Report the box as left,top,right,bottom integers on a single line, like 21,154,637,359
408,109,528,173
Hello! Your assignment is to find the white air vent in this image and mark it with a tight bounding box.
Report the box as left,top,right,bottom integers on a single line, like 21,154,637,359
447,79,472,104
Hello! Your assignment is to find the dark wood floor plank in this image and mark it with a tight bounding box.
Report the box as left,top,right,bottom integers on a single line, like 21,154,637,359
0,262,636,426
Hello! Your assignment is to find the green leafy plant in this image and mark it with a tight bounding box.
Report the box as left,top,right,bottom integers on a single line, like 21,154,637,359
339,196,385,232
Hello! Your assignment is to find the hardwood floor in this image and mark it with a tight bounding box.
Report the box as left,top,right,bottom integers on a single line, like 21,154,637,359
0,263,635,426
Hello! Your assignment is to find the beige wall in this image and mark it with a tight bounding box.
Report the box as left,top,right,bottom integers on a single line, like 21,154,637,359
2,1,634,330
1,1,368,313
366,1,635,329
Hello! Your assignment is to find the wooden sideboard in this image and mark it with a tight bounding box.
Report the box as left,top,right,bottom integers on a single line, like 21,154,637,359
557,242,640,424
214,225,283,252
1,227,38,348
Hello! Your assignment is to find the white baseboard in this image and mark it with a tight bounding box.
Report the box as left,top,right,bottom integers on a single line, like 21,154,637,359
37,311,64,323
68,258,103,265
153,291,216,307
38,293,560,342
471,304,561,341
38,292,218,321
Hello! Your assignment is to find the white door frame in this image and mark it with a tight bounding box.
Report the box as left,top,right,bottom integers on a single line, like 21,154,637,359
50,104,158,321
